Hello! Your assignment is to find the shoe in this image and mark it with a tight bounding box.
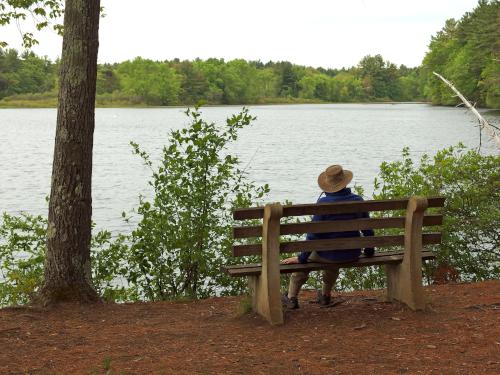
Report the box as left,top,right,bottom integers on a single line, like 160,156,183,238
281,294,299,309
318,294,331,306
319,297,347,309
308,290,331,306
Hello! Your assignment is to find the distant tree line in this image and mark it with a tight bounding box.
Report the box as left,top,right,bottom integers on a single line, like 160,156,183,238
0,51,425,105
0,0,498,108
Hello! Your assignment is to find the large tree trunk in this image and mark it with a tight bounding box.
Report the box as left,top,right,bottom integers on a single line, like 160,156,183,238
37,0,101,305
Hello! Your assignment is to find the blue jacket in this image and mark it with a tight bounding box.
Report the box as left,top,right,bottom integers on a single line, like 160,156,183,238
298,188,375,263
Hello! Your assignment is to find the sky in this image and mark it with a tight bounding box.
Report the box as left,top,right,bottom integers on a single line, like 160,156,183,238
1,0,481,69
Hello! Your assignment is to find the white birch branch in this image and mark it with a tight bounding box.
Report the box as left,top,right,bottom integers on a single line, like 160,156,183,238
433,71,500,150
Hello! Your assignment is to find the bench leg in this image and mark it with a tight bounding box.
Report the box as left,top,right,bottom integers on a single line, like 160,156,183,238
385,196,428,311
248,275,283,325
385,262,425,310
247,203,283,325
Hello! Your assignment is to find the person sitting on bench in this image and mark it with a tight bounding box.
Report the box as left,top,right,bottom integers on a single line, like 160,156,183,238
281,165,375,309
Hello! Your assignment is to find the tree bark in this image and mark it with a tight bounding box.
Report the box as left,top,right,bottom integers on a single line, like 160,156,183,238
37,0,101,305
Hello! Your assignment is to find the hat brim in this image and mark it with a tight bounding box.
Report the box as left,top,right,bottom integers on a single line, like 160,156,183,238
317,169,353,193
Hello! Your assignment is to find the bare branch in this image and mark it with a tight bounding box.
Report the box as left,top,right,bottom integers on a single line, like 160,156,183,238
433,72,500,150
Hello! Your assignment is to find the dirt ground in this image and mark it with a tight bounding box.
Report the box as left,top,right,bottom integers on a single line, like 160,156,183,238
0,280,499,375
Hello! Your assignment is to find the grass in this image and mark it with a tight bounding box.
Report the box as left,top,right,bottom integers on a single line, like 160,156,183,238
0,92,430,109
103,357,112,374
0,96,324,108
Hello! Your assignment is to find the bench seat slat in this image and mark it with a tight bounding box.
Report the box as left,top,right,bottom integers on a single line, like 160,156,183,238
233,214,443,239
225,250,436,277
233,233,441,257
233,196,445,220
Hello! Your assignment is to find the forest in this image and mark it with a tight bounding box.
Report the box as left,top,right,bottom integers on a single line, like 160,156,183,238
0,0,498,108
0,51,424,106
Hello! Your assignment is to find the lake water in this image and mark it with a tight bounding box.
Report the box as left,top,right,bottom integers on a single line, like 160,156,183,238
0,104,498,233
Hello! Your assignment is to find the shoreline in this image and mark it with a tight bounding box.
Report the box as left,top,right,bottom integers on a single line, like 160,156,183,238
1,100,497,111
0,100,433,109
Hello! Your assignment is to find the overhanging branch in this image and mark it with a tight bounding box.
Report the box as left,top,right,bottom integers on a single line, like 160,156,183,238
433,72,500,150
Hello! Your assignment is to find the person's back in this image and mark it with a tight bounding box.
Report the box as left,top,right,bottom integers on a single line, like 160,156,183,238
281,165,374,309
298,187,374,263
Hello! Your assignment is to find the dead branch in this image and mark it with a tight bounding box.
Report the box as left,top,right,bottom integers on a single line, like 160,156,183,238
433,72,500,150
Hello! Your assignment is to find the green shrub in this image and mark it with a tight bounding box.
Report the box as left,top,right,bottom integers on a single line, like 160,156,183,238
90,230,132,302
0,213,46,305
125,107,269,300
0,213,130,306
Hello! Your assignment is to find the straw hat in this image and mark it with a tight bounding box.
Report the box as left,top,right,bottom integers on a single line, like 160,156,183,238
317,165,353,193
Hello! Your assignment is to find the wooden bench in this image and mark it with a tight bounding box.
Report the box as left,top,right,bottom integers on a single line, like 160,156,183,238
224,196,445,325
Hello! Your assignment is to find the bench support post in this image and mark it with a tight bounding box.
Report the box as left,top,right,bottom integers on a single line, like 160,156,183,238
248,203,283,325
386,196,428,310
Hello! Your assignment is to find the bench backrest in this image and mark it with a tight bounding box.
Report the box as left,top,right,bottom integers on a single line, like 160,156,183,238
232,196,445,257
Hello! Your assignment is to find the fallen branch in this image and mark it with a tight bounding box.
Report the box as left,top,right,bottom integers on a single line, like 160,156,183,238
433,72,500,150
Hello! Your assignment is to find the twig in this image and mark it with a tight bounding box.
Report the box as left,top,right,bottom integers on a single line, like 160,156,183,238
433,72,500,150
479,120,482,151
242,146,261,173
